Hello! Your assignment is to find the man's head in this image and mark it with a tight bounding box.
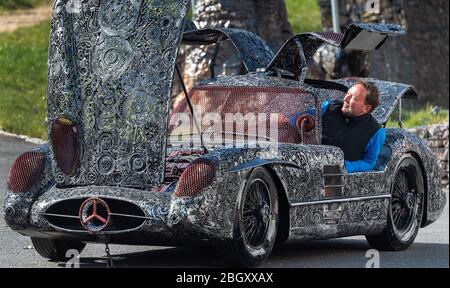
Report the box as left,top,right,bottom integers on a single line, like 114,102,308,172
342,81,380,117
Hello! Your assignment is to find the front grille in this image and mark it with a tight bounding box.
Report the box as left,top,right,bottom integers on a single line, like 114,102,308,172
42,198,147,233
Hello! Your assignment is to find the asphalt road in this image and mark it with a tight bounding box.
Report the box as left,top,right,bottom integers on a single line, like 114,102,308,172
0,133,448,268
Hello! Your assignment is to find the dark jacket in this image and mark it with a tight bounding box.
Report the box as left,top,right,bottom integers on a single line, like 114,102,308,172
322,101,381,162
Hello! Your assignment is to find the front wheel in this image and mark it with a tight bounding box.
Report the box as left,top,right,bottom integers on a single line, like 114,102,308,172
31,237,86,261
366,155,424,251
219,167,279,267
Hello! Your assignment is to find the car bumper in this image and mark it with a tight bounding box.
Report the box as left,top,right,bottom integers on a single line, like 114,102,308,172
5,185,233,245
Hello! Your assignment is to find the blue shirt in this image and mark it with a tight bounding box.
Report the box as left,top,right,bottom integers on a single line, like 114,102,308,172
290,101,386,173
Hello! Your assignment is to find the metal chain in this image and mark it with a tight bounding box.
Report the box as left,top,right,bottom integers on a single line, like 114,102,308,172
105,240,114,268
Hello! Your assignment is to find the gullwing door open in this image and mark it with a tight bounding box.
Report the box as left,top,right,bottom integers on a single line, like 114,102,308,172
266,23,405,80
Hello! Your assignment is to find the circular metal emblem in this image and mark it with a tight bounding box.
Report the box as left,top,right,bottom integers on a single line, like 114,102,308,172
79,198,111,232
98,0,141,36
130,154,146,172
97,154,115,175
93,36,134,80
123,89,160,126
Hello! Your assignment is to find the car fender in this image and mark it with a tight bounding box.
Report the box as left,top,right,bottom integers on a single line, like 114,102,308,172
384,129,446,227
4,143,54,229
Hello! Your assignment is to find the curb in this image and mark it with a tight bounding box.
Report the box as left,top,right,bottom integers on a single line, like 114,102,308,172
0,129,45,145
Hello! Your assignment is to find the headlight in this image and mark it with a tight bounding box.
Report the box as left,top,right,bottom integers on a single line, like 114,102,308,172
7,152,45,193
50,117,79,176
174,158,216,197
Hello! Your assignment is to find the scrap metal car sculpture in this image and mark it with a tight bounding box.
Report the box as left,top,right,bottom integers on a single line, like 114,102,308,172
4,0,446,267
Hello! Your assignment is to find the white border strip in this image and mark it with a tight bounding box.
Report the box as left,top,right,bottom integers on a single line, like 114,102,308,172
290,194,391,207
0,129,45,145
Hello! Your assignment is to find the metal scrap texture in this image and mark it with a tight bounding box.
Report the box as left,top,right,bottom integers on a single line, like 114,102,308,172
47,0,189,188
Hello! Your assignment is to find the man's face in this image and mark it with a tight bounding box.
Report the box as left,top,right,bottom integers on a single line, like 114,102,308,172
342,84,372,117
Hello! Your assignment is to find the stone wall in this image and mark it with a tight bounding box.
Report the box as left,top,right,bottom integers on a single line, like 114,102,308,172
408,123,449,189
316,0,449,108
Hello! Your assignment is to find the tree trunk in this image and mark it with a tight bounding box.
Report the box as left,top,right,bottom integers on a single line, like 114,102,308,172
317,0,449,107
173,0,292,104
314,0,371,79
403,0,448,107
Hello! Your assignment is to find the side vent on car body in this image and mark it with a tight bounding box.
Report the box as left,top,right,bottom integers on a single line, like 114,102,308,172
323,165,344,198
323,165,345,224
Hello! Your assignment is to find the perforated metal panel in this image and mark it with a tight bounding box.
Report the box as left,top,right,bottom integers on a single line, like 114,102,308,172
175,158,216,197
8,152,45,193
171,85,320,145
51,119,78,176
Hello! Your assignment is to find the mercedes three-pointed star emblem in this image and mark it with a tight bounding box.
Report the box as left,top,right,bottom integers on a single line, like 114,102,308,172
79,198,111,232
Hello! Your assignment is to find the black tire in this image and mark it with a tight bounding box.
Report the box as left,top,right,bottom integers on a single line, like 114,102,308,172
219,167,279,267
366,155,424,251
31,237,86,261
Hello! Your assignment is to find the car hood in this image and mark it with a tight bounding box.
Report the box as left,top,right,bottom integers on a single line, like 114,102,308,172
46,0,189,188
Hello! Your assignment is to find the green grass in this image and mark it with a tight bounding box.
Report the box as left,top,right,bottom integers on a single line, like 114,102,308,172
0,21,50,139
387,106,449,128
0,0,50,14
285,0,323,34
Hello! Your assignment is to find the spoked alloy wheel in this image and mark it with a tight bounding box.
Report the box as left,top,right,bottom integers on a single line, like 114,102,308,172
366,155,424,251
220,167,279,267
391,168,418,239
242,179,272,248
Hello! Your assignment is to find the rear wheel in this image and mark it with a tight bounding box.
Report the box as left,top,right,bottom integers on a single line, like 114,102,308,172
219,167,279,267
31,237,86,261
366,155,424,251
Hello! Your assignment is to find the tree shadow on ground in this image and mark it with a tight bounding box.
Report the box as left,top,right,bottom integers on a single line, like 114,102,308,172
56,239,448,268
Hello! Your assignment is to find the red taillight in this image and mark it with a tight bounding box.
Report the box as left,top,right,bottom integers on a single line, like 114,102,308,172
7,152,44,193
175,158,216,197
51,118,79,176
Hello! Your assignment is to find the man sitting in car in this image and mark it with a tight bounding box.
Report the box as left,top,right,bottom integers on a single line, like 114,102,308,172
292,81,385,173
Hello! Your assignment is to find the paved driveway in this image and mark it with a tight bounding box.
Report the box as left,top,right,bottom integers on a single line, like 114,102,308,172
0,133,448,268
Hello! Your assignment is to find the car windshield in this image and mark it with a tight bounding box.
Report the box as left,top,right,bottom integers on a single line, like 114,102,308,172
168,85,319,148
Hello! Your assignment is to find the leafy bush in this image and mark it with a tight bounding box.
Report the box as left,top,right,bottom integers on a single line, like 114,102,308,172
285,0,323,33
387,106,449,128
